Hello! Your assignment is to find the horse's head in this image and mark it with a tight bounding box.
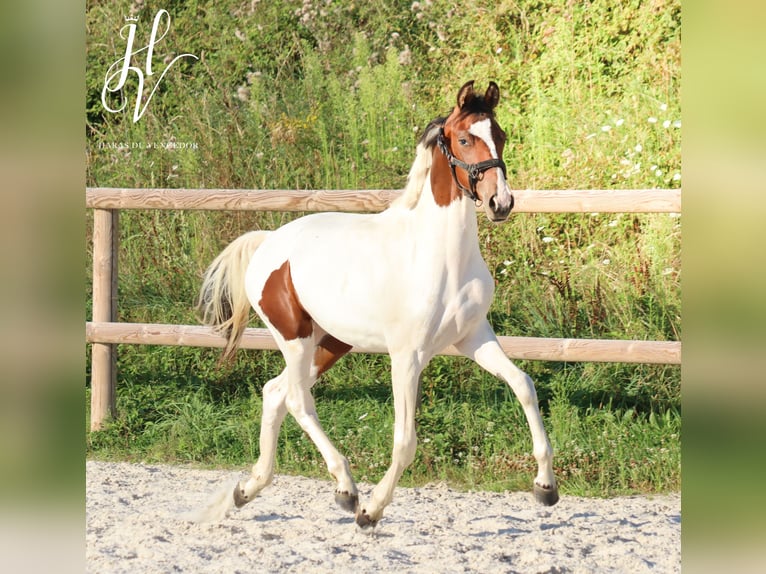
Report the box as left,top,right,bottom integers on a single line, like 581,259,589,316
437,80,514,223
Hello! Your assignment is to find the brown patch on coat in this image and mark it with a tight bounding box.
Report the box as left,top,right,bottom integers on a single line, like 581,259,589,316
259,261,313,340
313,334,352,377
430,144,461,207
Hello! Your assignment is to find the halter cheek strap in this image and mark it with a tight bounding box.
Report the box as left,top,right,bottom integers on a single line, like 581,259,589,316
436,128,507,202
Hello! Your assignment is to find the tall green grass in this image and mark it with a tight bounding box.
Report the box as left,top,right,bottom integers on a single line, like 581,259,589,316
86,0,680,496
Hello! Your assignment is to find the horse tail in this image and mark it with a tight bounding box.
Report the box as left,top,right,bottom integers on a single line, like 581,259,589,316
197,230,270,364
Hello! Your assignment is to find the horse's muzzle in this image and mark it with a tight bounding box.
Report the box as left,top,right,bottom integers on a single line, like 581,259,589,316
487,192,514,222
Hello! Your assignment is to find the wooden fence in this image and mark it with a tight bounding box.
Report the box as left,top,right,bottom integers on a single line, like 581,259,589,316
86,187,682,431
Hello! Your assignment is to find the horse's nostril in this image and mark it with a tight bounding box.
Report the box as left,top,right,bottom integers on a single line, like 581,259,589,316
509,194,515,210
489,195,498,211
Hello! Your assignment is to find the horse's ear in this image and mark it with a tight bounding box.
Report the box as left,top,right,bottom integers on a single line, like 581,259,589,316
484,81,500,110
457,80,475,109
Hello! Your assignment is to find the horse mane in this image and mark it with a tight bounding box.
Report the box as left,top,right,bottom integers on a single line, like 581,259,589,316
390,117,446,210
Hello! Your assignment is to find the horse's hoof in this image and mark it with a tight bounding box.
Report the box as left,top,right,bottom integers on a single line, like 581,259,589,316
355,508,378,529
534,483,560,506
334,491,359,513
233,484,251,508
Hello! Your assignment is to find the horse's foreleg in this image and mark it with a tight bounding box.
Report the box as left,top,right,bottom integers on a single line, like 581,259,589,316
356,352,421,528
234,370,288,507
456,321,559,506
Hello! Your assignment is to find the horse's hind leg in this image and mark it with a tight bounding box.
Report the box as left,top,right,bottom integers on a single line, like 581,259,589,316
282,336,359,512
234,369,288,507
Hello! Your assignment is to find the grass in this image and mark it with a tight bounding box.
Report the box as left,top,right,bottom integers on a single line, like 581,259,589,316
86,352,680,497
85,0,681,497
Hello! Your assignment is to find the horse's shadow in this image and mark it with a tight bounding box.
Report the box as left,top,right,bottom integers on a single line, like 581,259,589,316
252,512,302,523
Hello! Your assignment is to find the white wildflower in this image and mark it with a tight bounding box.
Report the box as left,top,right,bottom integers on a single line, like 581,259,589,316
398,45,412,66
236,85,250,102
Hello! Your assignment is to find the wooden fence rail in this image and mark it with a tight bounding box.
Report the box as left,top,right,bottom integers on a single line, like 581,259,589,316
86,187,682,431
86,187,682,213
86,321,682,364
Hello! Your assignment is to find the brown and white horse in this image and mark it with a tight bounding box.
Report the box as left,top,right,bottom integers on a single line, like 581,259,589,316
196,80,559,528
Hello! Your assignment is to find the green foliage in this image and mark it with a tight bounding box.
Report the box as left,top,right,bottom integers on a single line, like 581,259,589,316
85,0,681,496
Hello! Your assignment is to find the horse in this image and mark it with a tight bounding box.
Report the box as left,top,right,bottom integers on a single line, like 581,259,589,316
195,80,559,528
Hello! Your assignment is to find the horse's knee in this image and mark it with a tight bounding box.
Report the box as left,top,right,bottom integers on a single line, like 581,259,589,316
508,371,538,408
393,431,417,467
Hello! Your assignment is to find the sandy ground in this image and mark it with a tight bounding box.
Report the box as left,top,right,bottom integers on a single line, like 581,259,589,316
86,460,680,573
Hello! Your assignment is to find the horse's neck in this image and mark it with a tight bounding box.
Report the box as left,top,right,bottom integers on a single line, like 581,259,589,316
411,177,482,274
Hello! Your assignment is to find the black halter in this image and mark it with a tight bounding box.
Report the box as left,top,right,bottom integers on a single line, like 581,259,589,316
436,127,507,202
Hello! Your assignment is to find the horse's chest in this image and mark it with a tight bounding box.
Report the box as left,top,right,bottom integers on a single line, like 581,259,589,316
426,271,494,346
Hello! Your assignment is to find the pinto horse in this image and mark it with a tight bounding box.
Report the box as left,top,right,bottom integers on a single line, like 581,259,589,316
196,80,559,528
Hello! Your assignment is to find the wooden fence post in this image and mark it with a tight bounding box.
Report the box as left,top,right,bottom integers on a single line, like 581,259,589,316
90,208,119,431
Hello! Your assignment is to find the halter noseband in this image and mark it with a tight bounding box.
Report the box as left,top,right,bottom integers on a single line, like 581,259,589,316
436,127,507,203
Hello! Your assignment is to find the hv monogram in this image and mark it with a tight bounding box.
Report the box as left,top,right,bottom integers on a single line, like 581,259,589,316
101,9,198,123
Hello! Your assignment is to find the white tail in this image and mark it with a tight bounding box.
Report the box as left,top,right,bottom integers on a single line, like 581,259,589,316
197,230,269,362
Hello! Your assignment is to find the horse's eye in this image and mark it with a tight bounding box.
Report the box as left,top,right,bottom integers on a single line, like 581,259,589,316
458,138,469,146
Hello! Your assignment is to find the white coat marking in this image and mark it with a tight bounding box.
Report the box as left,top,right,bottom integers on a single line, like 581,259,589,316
469,118,513,210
